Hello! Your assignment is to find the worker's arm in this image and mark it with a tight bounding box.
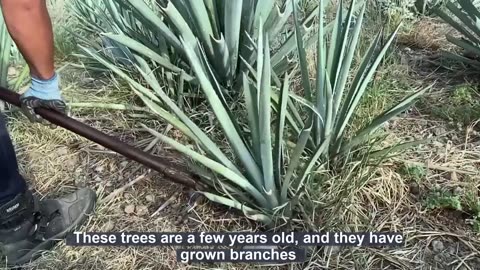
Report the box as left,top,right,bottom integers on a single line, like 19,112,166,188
0,0,66,123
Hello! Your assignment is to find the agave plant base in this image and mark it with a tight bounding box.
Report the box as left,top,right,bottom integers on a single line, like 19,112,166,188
73,0,426,226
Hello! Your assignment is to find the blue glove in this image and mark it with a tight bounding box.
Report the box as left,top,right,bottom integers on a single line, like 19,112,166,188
23,73,63,100
20,73,67,125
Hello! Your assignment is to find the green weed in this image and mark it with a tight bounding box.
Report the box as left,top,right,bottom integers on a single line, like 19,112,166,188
425,189,462,210
400,164,426,181
425,183,480,232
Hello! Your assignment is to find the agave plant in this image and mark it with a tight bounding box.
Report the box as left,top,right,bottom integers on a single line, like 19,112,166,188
71,0,329,96
435,0,480,67
276,0,426,160
79,0,425,225
0,9,27,93
0,9,13,88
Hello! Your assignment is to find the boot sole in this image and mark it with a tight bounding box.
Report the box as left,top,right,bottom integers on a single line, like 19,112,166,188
8,189,97,267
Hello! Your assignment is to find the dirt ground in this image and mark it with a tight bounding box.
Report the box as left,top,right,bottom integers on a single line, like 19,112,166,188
2,12,480,270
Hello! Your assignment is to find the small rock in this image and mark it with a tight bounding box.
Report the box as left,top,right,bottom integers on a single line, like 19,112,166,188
136,205,149,216
432,240,444,253
94,175,102,182
453,186,463,195
65,156,78,169
409,182,420,195
103,221,115,231
74,176,86,187
171,203,181,210
432,141,444,148
120,161,129,168
124,204,135,214
74,168,83,177
383,122,390,130
146,195,155,203
56,147,69,156
466,219,475,226
450,172,459,182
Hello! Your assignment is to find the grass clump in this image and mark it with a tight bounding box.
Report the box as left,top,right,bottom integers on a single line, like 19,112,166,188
427,84,480,125
425,189,462,211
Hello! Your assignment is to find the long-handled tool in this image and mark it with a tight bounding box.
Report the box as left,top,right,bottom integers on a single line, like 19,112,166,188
0,86,204,190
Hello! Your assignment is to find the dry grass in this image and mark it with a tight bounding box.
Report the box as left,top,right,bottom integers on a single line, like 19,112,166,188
397,17,459,52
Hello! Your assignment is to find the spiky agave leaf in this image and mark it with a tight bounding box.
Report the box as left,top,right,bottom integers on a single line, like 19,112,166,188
289,0,426,162
72,0,327,95
435,0,480,66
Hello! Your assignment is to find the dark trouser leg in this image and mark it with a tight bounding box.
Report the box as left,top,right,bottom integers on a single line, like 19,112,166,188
0,113,27,204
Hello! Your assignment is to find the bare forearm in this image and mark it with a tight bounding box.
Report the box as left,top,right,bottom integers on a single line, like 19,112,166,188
0,0,55,80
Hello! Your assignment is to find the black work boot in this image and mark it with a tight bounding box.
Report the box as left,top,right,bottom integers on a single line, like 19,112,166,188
0,188,96,266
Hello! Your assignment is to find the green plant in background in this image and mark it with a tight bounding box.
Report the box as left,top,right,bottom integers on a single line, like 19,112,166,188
376,0,418,22
71,0,325,96
452,84,475,105
0,8,28,107
415,0,446,14
77,0,425,225
375,0,445,21
47,0,80,60
286,0,426,159
435,0,480,67
0,9,14,89
465,190,480,233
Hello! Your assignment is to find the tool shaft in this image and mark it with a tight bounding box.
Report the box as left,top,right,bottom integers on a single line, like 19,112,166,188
0,87,201,189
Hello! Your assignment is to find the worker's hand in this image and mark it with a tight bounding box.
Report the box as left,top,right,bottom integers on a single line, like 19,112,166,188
19,73,66,127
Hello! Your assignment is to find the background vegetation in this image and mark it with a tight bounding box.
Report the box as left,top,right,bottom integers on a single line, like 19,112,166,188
1,0,479,269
